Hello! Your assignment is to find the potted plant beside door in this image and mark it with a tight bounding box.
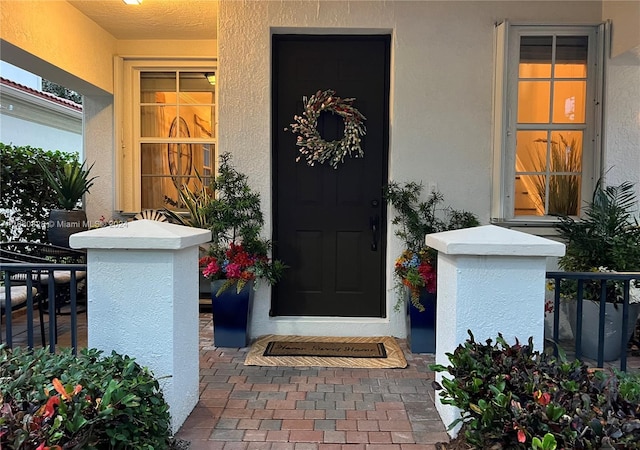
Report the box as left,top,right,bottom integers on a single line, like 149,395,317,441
191,153,286,348
385,181,479,353
555,179,640,361
38,159,97,247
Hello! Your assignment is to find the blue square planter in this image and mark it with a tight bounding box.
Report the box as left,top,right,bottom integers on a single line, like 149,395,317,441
406,289,437,353
211,280,254,348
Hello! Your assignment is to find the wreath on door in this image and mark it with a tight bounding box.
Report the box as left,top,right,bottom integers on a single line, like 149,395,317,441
287,89,366,169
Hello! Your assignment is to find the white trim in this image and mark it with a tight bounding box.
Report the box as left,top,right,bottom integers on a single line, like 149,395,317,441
491,21,509,220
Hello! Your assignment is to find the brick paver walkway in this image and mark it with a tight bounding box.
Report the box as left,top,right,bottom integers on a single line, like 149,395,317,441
175,315,449,449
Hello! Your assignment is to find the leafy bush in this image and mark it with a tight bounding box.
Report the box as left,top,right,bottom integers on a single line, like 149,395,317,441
384,181,479,310
431,331,640,449
0,346,172,449
0,143,78,242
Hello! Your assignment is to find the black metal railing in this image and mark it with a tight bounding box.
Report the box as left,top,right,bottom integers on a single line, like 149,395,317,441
546,271,639,371
1,262,87,354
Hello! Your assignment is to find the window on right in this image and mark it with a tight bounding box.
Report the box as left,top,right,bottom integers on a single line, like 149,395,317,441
493,23,605,222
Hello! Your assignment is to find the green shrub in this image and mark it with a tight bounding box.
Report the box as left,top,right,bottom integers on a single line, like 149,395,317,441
0,346,172,449
431,331,640,449
0,143,79,242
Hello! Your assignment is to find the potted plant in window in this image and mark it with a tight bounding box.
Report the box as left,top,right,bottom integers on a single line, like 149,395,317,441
38,159,97,247
385,181,479,353
555,179,640,361
168,153,286,348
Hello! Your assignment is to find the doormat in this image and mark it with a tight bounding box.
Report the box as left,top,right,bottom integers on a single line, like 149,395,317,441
244,335,407,369
264,341,387,358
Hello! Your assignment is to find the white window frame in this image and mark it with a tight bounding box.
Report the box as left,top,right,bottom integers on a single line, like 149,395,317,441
491,22,606,225
115,58,217,213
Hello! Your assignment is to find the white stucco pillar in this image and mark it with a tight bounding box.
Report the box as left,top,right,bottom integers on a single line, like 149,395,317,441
425,225,565,436
70,220,211,434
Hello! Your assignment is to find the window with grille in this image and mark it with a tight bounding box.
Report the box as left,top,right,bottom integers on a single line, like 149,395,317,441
492,23,605,222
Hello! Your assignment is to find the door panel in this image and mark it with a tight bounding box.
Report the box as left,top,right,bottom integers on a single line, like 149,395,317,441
272,35,390,317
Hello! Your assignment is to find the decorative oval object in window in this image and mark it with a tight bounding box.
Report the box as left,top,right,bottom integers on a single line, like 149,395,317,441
167,117,193,181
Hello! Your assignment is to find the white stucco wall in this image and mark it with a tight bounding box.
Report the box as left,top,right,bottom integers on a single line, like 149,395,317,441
83,95,115,223
603,60,640,200
603,0,640,60
0,114,81,154
218,0,602,338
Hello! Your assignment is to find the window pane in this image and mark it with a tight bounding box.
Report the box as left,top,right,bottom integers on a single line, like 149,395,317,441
519,36,552,78
548,131,582,173
141,176,208,210
552,81,586,123
179,92,215,104
194,112,214,138
141,105,176,137
141,176,180,210
555,36,588,78
514,131,583,217
548,175,581,216
140,72,176,103
514,175,545,216
140,141,214,210
516,130,549,173
517,81,550,123
179,72,215,104
179,73,215,91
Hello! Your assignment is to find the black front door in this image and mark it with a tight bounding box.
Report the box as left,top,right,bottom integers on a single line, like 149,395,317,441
272,35,390,317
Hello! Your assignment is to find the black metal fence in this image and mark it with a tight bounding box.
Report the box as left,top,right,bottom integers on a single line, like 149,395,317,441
1,262,87,353
545,271,640,371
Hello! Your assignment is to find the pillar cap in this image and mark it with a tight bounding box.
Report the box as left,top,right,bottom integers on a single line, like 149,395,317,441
426,224,565,257
69,219,211,250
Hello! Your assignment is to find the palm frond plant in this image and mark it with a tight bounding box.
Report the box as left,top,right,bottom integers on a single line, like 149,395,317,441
37,160,97,210
554,179,640,360
557,179,640,276
36,159,97,246
163,170,215,229
531,135,581,216
385,181,480,311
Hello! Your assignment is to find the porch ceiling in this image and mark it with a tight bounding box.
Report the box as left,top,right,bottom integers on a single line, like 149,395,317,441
67,0,217,40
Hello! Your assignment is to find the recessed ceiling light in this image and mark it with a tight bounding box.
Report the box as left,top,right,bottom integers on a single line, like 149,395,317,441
123,0,142,5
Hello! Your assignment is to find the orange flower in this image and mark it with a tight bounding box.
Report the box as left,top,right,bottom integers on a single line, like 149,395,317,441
51,378,82,401
52,378,70,400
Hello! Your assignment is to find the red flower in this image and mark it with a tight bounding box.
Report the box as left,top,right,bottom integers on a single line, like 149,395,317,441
199,256,216,267
534,390,551,406
203,260,221,278
418,262,437,293
36,444,62,450
41,395,60,418
517,429,526,443
225,262,242,278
